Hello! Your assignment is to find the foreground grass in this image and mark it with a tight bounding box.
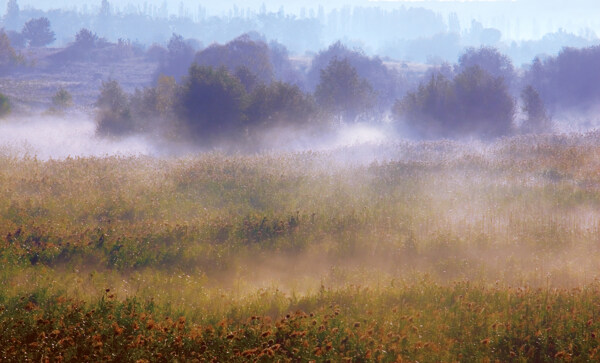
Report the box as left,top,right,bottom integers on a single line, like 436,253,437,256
2,133,600,361
3,280,600,362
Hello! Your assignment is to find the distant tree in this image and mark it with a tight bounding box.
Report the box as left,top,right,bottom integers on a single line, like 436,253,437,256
0,93,10,117
457,47,515,86
6,30,24,48
394,73,457,138
0,29,24,71
155,33,195,82
307,41,401,108
51,88,73,110
21,17,55,47
99,0,111,17
234,66,260,93
178,65,247,143
154,75,177,117
4,0,20,30
525,46,600,110
145,43,167,62
246,81,316,129
520,85,552,134
195,34,274,85
95,80,134,136
314,58,374,123
394,66,515,139
452,65,515,138
74,28,98,49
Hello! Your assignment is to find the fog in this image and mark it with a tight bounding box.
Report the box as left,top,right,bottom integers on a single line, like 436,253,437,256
0,115,154,159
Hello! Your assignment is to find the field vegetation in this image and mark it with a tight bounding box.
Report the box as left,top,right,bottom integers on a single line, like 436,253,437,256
2,134,600,361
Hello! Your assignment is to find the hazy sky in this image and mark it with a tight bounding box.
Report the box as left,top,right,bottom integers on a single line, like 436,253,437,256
7,0,600,40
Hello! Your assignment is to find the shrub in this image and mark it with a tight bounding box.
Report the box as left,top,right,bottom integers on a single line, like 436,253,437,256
0,93,10,117
95,80,134,136
51,88,73,110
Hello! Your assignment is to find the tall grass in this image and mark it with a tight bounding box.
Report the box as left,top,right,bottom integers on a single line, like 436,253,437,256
2,134,600,360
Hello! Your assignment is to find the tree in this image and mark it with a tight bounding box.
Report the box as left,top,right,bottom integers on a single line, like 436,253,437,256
21,17,55,47
246,81,316,129
154,33,195,82
394,73,457,138
0,93,10,117
394,66,515,139
194,34,274,85
52,88,73,110
6,30,24,48
314,58,374,123
453,65,515,138
457,47,515,86
178,65,247,143
95,80,133,136
4,0,20,30
74,28,98,49
99,0,111,17
0,29,23,71
520,85,551,134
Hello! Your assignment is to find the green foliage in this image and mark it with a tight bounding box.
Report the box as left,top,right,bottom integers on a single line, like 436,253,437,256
0,93,10,117
315,58,375,123
1,136,600,360
520,85,552,134
0,29,24,70
95,80,134,135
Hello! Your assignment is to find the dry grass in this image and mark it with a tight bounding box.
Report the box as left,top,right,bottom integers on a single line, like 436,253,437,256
2,133,600,361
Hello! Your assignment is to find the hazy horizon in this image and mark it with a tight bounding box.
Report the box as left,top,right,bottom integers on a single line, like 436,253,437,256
4,0,600,41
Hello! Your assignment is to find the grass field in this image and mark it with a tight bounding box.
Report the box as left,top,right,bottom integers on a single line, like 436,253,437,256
2,133,600,361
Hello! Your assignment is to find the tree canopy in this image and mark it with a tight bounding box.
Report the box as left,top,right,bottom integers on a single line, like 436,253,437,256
22,17,55,47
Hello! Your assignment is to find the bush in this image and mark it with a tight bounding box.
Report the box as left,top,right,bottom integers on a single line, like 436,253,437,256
51,88,73,109
95,80,134,136
0,93,10,117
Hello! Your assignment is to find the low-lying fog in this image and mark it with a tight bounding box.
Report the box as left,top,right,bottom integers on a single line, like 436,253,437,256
0,114,154,160
0,114,392,160
3,111,600,161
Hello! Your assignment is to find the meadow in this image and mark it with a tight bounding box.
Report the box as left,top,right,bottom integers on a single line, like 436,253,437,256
2,133,600,361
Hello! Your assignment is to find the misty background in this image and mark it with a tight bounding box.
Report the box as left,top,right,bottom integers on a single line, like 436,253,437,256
1,0,600,158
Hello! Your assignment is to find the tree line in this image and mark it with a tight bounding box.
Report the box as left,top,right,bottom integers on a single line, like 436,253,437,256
95,32,592,146
2,26,599,144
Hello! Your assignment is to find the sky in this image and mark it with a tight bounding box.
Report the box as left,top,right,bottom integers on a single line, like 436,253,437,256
6,0,600,40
